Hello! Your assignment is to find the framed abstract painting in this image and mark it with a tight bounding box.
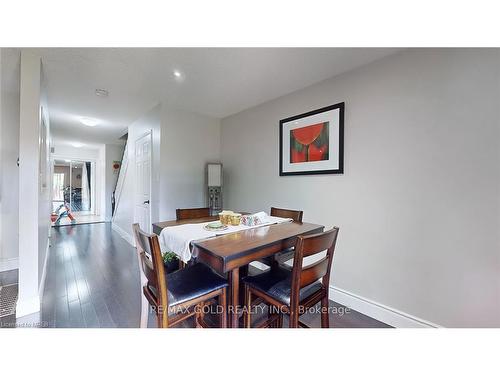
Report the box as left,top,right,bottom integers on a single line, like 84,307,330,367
279,102,344,176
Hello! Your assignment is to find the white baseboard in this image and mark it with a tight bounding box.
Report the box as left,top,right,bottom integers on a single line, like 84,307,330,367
16,295,40,318
0,257,19,272
112,222,135,246
329,286,441,328
38,242,50,298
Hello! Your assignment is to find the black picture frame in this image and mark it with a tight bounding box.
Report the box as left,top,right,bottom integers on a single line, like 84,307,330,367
279,102,344,176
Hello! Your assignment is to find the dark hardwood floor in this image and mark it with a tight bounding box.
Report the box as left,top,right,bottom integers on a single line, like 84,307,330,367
9,223,390,328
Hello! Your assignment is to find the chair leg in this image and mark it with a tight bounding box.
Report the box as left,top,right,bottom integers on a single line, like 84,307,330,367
156,312,164,328
195,302,205,328
289,311,299,328
267,304,279,328
270,258,281,272
276,313,283,328
219,288,227,328
321,295,330,328
243,285,252,328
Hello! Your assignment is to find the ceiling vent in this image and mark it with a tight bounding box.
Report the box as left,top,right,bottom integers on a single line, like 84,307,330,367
95,88,109,97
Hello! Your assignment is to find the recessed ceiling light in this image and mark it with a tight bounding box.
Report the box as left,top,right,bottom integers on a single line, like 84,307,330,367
80,117,99,127
95,88,109,97
173,69,185,81
64,159,71,163
72,142,83,148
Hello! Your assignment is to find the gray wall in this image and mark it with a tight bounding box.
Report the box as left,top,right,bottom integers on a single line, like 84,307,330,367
159,106,221,220
221,49,500,327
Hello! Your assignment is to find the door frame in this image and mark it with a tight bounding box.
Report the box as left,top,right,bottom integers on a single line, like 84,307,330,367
51,156,98,216
134,130,153,232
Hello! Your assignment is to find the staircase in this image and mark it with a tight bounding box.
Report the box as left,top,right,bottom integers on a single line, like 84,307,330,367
111,140,128,218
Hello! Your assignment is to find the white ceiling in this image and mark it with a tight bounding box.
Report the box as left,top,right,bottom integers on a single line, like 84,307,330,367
34,48,401,146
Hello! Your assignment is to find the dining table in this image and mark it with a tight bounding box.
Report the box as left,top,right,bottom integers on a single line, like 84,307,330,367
152,216,324,327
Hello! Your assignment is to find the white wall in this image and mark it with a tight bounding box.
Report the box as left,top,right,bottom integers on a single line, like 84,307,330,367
159,106,221,220
113,104,161,240
38,67,51,290
104,143,125,220
53,144,102,160
220,49,500,328
112,103,221,242
0,48,20,272
17,51,45,317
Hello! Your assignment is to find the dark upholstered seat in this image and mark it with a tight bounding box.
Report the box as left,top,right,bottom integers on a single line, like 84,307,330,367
242,266,322,306
243,227,339,328
133,223,228,328
166,263,228,307
148,263,228,307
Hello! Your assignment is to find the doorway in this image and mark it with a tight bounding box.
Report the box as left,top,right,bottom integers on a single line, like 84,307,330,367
52,159,102,225
135,132,152,232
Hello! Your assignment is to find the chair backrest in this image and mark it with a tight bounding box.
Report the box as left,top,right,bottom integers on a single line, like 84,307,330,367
176,207,211,220
132,223,168,326
270,207,303,223
290,227,339,308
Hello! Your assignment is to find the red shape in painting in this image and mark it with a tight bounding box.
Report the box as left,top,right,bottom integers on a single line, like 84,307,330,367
308,143,328,161
291,123,324,145
290,121,329,163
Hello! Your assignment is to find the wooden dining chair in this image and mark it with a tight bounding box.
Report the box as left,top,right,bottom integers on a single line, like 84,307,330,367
175,207,212,269
242,227,339,328
133,223,228,328
257,207,304,268
176,207,211,220
270,207,303,223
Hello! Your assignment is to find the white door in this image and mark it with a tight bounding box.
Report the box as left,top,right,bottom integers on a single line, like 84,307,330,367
135,133,152,232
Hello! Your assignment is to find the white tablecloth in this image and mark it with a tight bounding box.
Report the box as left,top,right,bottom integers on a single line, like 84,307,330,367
158,215,292,262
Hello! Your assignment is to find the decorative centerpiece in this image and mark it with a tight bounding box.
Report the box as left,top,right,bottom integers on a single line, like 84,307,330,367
241,212,268,226
229,213,242,226
204,221,228,231
218,210,234,225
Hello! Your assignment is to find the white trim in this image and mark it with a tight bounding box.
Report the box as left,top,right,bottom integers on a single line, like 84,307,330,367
112,222,135,246
16,295,40,318
329,286,441,328
0,257,19,272
38,242,50,298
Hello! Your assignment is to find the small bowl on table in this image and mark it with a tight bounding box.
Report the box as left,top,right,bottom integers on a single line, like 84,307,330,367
218,210,233,225
229,213,242,226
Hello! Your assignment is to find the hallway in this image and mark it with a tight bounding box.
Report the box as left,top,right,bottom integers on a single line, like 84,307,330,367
41,223,141,327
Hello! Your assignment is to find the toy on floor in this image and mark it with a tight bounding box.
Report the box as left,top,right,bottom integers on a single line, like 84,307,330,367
51,203,77,226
